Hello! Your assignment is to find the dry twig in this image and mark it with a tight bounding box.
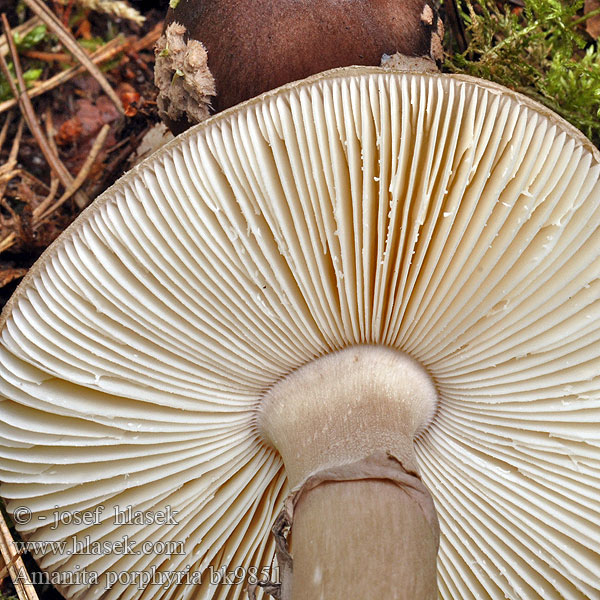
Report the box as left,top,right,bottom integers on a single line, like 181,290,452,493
36,124,110,220
37,175,60,216
0,267,28,287
0,233,16,253
0,17,43,57
0,508,39,600
0,118,23,178
0,112,13,152
22,49,73,62
20,0,125,114
56,0,145,25
129,21,163,53
15,169,50,193
0,119,24,224
43,107,61,158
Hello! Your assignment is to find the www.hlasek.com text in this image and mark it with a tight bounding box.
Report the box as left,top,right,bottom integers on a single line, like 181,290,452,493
12,535,185,557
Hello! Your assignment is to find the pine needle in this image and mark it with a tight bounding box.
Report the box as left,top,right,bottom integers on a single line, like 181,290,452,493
56,0,145,25
0,509,39,600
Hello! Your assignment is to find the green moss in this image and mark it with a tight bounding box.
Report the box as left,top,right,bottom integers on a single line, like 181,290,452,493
445,0,600,147
0,63,44,102
13,24,48,50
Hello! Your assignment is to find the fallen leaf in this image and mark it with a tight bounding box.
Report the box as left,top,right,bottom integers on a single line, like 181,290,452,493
585,0,600,39
56,96,120,145
56,118,83,145
117,82,141,117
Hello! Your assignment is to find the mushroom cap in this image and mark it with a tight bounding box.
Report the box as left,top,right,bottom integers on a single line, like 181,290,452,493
1,68,600,600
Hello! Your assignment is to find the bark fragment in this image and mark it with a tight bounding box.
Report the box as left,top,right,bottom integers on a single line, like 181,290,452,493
380,53,438,72
154,22,216,125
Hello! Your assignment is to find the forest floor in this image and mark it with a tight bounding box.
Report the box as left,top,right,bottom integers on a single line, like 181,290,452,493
0,0,168,308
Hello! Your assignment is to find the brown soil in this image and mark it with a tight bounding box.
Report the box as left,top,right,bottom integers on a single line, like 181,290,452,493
0,0,168,309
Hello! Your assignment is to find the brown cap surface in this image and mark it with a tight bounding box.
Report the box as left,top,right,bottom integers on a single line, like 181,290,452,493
165,0,434,120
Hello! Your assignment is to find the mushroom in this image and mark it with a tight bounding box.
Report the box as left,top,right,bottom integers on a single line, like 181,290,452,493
156,0,443,131
1,66,600,600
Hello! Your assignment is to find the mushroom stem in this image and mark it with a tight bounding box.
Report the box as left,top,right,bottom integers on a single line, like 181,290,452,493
258,346,440,598
291,478,439,599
